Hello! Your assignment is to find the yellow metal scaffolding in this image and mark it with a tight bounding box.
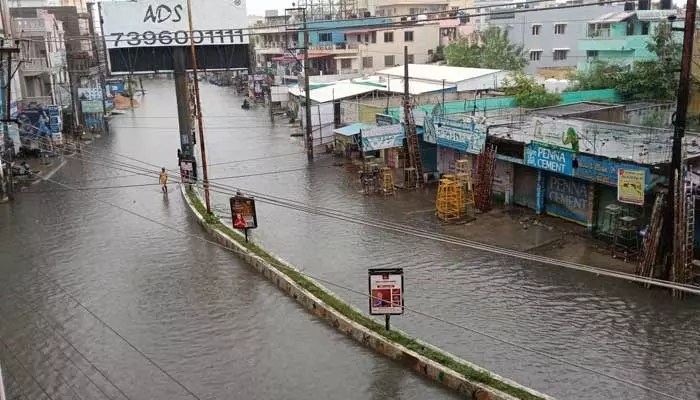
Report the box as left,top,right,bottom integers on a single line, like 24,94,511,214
381,167,394,195
436,177,463,221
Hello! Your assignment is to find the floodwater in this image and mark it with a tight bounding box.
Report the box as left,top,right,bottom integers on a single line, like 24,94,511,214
0,80,460,399
1,78,699,400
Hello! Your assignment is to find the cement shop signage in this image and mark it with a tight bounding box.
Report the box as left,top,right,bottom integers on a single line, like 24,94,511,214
573,155,651,190
432,116,487,154
525,142,574,176
361,124,404,151
546,175,591,225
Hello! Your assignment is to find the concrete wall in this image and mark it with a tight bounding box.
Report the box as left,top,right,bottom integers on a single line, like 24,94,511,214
487,4,625,75
345,23,441,74
180,185,554,400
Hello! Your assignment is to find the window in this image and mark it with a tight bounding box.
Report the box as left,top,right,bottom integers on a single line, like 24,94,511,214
529,50,542,61
554,23,566,35
407,54,415,63
641,21,650,35
531,24,541,35
404,31,414,42
553,49,568,61
362,56,373,68
384,55,395,66
371,31,377,43
319,32,332,42
357,34,361,42
586,50,599,58
341,59,352,69
364,33,369,42
384,32,394,43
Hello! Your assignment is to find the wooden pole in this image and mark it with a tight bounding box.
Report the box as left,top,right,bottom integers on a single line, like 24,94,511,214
186,0,212,213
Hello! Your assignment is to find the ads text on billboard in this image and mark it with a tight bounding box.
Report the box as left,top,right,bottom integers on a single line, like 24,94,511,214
100,0,249,74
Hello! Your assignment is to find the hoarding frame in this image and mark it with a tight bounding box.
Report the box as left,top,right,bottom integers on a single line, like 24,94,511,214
230,195,258,230
367,268,404,316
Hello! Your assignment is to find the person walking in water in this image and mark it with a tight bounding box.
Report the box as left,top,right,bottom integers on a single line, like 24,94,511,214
159,167,168,193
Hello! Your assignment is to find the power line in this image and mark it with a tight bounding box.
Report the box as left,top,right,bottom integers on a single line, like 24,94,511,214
17,0,630,46
17,164,686,399
11,137,700,294
21,136,700,293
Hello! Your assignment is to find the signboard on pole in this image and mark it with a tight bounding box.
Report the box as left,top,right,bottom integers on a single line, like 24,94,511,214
617,168,645,205
180,159,196,183
101,0,250,74
78,88,103,101
230,195,258,229
368,268,404,315
81,100,103,113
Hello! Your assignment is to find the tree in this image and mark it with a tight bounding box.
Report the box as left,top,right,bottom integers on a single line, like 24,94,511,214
444,26,527,71
502,72,561,109
567,20,680,101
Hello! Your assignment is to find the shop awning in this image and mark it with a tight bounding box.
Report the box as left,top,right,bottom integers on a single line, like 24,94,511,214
334,122,376,136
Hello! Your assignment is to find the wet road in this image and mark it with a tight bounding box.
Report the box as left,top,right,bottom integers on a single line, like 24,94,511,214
0,81,460,399
1,78,700,400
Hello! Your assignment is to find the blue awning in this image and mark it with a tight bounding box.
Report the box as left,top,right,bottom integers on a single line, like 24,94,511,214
334,123,376,136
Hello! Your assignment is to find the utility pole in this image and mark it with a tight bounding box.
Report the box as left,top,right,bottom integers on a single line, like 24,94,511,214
663,4,696,279
302,7,313,161
186,0,212,213
0,41,19,201
90,1,109,133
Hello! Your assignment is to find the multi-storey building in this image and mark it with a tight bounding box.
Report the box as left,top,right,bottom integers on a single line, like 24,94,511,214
344,21,442,74
374,0,448,17
485,2,625,75
12,9,67,107
577,9,679,71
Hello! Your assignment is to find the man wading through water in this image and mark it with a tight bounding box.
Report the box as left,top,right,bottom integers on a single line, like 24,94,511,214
159,167,168,194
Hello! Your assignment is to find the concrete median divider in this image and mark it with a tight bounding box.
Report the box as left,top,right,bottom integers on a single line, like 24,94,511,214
181,184,555,400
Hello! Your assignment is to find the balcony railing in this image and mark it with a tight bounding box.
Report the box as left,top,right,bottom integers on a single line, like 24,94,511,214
13,18,49,33
22,96,53,107
21,58,50,75
587,29,611,38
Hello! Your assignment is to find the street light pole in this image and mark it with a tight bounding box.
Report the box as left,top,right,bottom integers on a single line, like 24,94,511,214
185,0,212,213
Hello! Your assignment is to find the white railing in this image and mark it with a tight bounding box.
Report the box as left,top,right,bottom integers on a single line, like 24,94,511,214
22,57,49,72
13,18,48,33
22,96,53,106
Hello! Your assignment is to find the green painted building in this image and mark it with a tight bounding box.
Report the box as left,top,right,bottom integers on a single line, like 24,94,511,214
577,10,679,71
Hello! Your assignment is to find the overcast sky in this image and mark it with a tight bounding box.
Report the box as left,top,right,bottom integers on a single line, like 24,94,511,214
248,0,294,16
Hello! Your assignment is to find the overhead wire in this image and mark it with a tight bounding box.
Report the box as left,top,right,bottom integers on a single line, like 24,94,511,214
16,138,700,294
15,160,686,400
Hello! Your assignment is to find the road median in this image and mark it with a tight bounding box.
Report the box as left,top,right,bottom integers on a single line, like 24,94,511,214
181,184,554,400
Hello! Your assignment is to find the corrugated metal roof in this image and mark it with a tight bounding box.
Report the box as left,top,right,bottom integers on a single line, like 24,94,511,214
334,123,376,136
376,64,504,84
288,80,377,103
354,76,455,95
589,11,635,24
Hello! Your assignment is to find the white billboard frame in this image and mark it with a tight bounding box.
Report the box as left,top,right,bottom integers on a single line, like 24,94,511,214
101,0,249,50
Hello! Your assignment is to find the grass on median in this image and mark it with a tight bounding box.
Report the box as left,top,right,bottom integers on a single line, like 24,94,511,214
185,186,543,400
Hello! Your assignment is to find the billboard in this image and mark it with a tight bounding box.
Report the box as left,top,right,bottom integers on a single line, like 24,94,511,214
617,168,645,206
433,116,487,153
101,0,250,74
525,142,574,176
230,195,258,229
368,268,404,315
361,124,404,151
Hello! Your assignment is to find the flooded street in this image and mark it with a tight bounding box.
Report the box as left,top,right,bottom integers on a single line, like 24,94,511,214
0,80,458,399
1,78,700,400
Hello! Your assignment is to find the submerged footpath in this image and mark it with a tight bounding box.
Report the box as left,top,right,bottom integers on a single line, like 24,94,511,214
181,184,554,400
